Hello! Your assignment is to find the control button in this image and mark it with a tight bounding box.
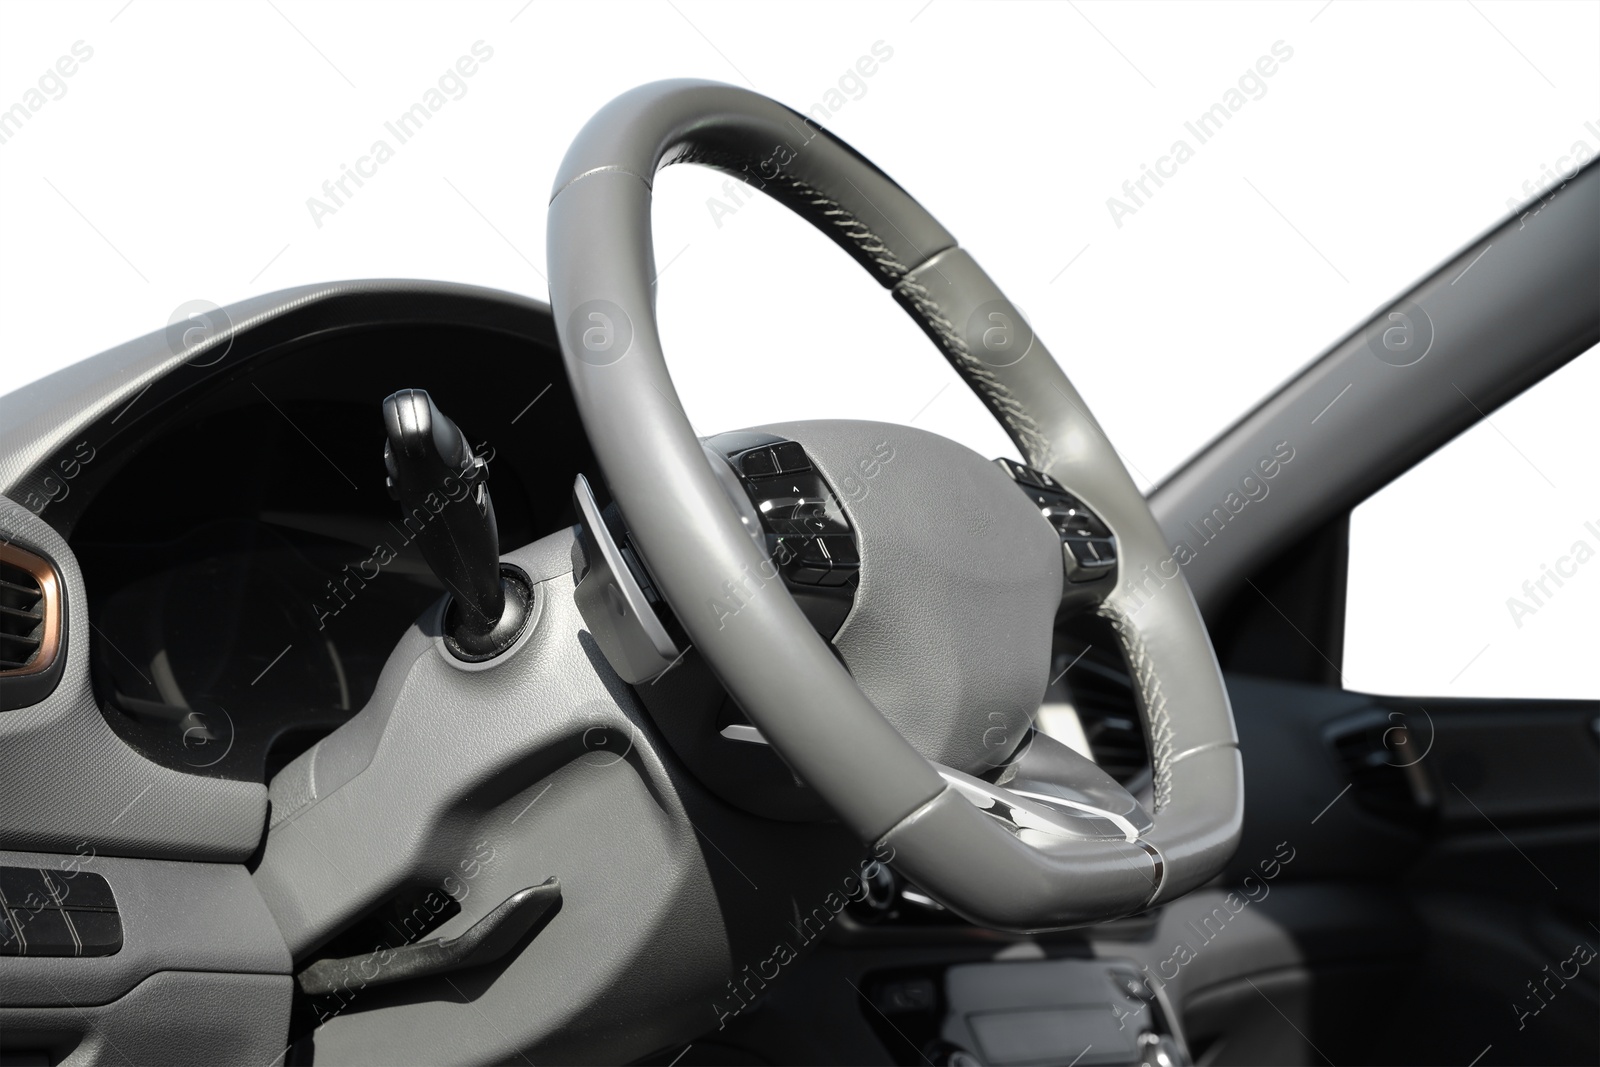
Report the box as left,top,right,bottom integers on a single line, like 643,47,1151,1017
740,453,861,600
746,473,850,537
0,868,53,912
1007,459,1041,486
65,910,123,956
783,537,828,584
819,535,859,566
1068,537,1107,563
771,441,810,473
39,869,74,906
52,873,115,912
770,535,802,568
814,535,858,586
994,457,1065,491
788,540,830,584
997,460,1119,588
1064,538,1117,583
11,907,76,957
1053,506,1111,539
0,867,122,958
781,535,863,587
816,567,853,587
739,448,778,478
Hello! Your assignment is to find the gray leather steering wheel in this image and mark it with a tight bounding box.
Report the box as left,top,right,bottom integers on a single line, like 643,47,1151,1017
547,80,1242,930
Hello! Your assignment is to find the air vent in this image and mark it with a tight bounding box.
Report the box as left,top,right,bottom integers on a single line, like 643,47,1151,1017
0,542,63,707
1070,655,1148,782
1044,618,1151,787
1327,712,1434,825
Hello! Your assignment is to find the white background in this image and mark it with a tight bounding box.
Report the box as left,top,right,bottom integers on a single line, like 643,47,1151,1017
1,0,1595,698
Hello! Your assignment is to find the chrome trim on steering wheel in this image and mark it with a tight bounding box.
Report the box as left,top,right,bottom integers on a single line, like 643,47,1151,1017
935,765,1148,844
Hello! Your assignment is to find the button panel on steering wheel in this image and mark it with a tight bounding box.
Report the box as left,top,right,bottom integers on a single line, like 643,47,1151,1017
733,444,860,590
706,434,863,637
995,459,1118,591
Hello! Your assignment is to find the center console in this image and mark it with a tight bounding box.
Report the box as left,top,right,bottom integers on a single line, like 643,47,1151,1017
858,957,1188,1067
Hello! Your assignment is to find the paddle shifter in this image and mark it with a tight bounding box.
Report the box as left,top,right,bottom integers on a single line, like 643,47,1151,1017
382,389,532,661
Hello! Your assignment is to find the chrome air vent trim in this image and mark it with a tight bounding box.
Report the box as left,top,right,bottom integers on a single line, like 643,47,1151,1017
0,539,65,710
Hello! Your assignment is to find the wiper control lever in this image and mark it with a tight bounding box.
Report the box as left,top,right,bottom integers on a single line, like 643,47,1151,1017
383,388,530,661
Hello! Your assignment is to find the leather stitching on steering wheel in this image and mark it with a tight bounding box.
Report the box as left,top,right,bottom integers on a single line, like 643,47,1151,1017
890,277,1055,466
666,144,1054,466
671,143,912,279
1097,600,1176,811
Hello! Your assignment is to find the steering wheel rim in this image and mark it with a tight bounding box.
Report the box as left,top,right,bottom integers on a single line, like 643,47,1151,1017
547,80,1242,929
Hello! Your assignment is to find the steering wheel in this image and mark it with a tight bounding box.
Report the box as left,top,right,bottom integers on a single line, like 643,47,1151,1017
547,81,1242,929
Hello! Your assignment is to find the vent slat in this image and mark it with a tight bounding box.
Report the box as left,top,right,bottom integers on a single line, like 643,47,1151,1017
1328,718,1429,824
1057,626,1150,786
0,544,55,693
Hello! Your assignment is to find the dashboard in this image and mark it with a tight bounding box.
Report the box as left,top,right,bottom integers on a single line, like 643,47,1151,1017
36,297,597,784
20,285,1147,808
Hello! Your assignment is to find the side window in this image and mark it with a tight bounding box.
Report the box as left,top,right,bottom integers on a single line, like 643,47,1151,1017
1343,345,1598,700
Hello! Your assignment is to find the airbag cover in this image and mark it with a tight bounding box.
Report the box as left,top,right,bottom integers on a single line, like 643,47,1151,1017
760,420,1062,774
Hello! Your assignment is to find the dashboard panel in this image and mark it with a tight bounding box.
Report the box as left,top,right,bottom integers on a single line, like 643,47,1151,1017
6,279,1151,823
44,308,594,784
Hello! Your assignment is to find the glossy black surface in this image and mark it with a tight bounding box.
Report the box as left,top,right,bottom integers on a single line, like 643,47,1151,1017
996,458,1119,586
732,444,859,592
0,866,122,957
